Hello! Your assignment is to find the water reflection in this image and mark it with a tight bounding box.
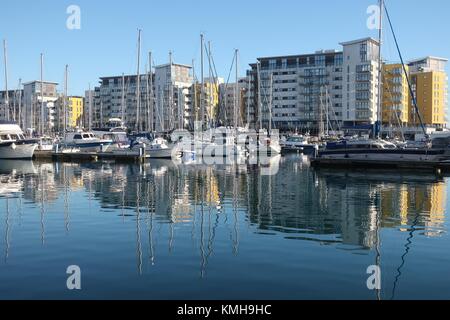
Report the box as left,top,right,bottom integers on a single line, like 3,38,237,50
0,156,448,299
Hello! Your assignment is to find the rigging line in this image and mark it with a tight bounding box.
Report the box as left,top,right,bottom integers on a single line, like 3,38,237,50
390,210,421,300
221,53,237,125
384,1,428,139
209,46,234,126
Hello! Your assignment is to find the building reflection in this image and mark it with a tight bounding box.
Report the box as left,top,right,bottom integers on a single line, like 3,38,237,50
0,157,447,268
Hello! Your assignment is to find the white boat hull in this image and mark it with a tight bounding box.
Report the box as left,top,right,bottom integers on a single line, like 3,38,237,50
147,147,174,159
0,142,38,159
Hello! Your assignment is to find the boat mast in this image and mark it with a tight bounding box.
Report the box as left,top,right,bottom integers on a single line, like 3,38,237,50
257,61,262,130
136,29,142,132
383,1,428,140
63,64,68,133
88,83,92,131
100,100,103,128
169,50,174,130
200,34,204,130
18,78,22,128
319,86,324,140
149,51,153,132
3,40,9,121
192,59,198,126
40,53,44,136
269,72,273,133
208,41,213,129
234,49,239,132
326,86,330,136
145,63,149,132
376,0,384,139
121,73,125,124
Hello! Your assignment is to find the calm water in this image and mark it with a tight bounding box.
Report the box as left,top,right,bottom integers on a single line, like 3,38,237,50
0,155,449,300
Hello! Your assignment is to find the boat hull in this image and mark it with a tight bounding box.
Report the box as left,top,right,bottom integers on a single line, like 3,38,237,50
0,141,38,159
318,149,450,162
65,142,112,153
147,147,175,159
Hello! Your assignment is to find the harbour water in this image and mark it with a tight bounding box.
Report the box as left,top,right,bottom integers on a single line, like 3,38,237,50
0,155,449,300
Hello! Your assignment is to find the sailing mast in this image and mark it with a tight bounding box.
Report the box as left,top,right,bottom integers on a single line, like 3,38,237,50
192,59,197,126
121,73,125,124
376,0,384,139
256,61,262,130
247,73,251,127
18,78,22,127
200,34,205,130
319,86,324,139
136,29,142,132
88,83,92,131
148,51,153,132
207,42,213,129
269,72,273,133
3,40,9,121
63,64,68,133
40,53,44,136
145,63,149,132
169,51,174,131
234,49,239,133
384,1,428,140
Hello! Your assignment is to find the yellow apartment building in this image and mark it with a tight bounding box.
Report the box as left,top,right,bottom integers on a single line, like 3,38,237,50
193,78,223,124
382,63,410,125
68,96,84,128
408,57,448,128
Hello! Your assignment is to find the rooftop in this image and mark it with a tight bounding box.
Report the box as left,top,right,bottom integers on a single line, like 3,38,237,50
407,56,448,64
256,50,342,62
339,37,380,46
23,80,59,85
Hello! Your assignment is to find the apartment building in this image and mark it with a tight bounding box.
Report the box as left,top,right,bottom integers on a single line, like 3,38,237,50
90,62,193,132
23,80,59,133
192,77,224,127
408,57,448,128
341,38,380,127
382,63,410,126
246,38,380,132
247,50,344,132
154,63,193,131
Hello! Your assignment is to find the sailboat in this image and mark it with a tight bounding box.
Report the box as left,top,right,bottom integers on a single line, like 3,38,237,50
315,0,450,164
1,40,38,160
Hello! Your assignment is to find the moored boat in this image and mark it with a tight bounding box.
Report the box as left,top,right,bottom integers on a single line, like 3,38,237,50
0,121,38,160
61,131,113,153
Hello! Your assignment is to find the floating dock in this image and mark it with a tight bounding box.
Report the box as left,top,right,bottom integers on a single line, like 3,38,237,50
34,151,145,163
310,157,450,173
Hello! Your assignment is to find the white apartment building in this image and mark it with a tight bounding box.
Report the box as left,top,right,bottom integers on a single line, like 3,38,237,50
341,38,380,126
247,38,380,132
23,81,59,133
248,50,344,132
154,63,193,131
92,62,193,132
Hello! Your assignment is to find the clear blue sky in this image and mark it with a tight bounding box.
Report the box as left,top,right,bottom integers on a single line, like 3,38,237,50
0,0,449,96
